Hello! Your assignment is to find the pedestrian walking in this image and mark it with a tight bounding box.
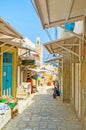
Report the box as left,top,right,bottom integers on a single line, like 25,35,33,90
53,79,60,98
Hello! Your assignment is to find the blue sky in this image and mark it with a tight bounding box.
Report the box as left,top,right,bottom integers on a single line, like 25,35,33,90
0,0,61,61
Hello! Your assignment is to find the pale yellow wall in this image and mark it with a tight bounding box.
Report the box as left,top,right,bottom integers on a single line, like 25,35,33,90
35,44,43,66
0,45,17,97
63,53,71,102
81,61,86,120
58,59,63,90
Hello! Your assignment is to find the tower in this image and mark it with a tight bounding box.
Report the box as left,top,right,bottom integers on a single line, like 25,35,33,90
35,37,43,66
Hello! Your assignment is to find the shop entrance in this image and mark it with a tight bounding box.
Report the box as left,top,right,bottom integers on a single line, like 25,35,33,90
3,52,12,96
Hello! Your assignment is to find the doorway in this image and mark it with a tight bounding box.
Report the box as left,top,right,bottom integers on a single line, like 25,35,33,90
3,52,12,96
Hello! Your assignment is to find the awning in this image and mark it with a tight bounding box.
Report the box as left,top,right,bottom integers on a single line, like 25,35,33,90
28,68,50,73
0,17,37,55
44,36,80,58
34,0,86,28
45,56,62,63
0,17,24,39
44,56,63,69
0,17,37,53
0,17,25,55
0,36,37,55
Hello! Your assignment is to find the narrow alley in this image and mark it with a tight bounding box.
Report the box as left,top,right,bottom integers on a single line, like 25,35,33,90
2,86,82,130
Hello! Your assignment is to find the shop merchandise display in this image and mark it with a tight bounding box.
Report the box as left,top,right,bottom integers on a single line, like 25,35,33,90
0,96,18,129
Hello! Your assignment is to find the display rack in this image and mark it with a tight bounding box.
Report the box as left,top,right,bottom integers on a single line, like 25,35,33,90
0,109,11,129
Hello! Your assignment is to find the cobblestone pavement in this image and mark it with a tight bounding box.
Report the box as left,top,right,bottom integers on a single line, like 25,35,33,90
2,86,82,130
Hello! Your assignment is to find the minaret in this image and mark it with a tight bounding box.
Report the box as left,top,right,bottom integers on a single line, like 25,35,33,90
35,37,43,66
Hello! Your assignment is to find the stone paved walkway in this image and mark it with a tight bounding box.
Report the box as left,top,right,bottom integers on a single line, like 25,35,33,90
2,86,82,130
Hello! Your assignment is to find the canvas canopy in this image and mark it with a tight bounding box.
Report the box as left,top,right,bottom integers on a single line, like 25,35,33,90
0,17,37,55
34,0,86,28
44,36,79,56
0,17,23,39
45,56,62,63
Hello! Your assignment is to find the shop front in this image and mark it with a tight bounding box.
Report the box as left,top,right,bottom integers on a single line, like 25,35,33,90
0,17,24,128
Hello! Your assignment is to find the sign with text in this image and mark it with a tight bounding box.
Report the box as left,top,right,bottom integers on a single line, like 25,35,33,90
22,60,35,65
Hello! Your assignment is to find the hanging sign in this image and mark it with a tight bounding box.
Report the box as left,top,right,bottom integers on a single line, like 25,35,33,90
22,60,35,65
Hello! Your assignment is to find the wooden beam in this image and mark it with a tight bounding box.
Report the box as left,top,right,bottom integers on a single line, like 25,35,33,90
54,43,79,57
0,38,14,47
34,0,45,28
66,0,74,21
44,15,84,29
45,0,49,25
0,42,8,47
59,25,83,40
44,45,54,54
60,44,79,46
45,56,62,62
44,36,77,45
0,45,15,55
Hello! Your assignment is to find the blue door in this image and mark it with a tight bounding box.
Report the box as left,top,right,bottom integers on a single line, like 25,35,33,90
3,53,12,96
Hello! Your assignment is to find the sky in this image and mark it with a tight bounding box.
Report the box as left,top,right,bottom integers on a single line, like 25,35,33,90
0,0,61,61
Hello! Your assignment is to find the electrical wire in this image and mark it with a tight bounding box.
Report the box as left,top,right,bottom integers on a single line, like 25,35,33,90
29,0,59,61
29,0,38,15
55,27,57,40
45,29,52,41
29,0,53,41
